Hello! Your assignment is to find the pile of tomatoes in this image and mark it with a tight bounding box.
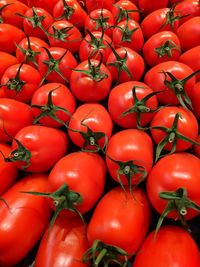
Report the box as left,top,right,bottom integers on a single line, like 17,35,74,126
0,0,200,266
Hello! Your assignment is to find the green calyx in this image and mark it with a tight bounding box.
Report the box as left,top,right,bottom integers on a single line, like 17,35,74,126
155,187,200,241
154,39,181,58
54,0,75,21
113,4,141,24
30,86,72,125
151,112,200,162
0,197,10,210
113,19,139,43
19,183,84,237
49,24,81,43
0,3,13,23
82,240,132,267
90,10,110,32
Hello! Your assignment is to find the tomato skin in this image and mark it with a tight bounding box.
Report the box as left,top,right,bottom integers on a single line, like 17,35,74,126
70,59,112,102
12,125,69,172
68,103,113,150
194,133,200,159
47,151,106,215
147,152,200,220
106,129,153,185
31,83,76,127
190,82,200,119
177,17,200,52
138,0,169,16
108,81,158,128
133,225,200,267
0,52,18,80
0,24,25,54
1,63,42,103
0,98,33,142
0,173,51,267
112,19,144,53
106,47,145,83
27,0,58,14
0,142,18,196
179,46,200,82
150,106,199,152
86,0,115,13
144,61,196,105
143,31,181,66
35,216,89,267
87,186,152,255
53,0,87,29
0,0,28,28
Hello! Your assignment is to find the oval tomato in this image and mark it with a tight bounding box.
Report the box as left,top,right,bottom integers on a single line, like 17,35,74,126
86,0,115,13
26,0,58,15
0,52,18,80
138,0,169,16
190,82,200,119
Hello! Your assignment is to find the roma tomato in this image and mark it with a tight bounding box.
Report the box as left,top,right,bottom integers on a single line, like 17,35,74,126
10,125,69,172
31,83,76,127
27,0,58,15
0,142,18,196
138,0,169,16
0,52,18,80
133,225,200,267
108,81,158,128
143,31,181,66
35,216,89,267
0,98,33,142
68,103,113,151
194,133,200,159
147,153,200,220
0,173,51,267
190,82,200,119
106,129,153,186
86,0,115,13
1,63,42,103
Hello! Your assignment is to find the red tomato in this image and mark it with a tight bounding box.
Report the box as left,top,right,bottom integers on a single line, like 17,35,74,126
0,173,51,266
0,142,18,196
0,24,25,54
0,0,28,28
138,0,169,16
35,216,89,267
27,0,58,15
0,98,33,142
112,19,144,53
53,0,87,29
1,63,42,103
68,103,113,151
106,46,145,83
177,16,200,52
31,82,76,127
86,0,115,13
87,186,152,256
0,52,18,80
106,129,153,186
48,20,82,54
70,59,112,102
143,31,181,66
0,88,7,98
47,151,106,217
133,225,200,267
108,81,158,128
38,47,78,84
150,106,199,152
11,125,69,172
190,82,200,119
179,46,200,81
194,133,200,158
147,152,200,220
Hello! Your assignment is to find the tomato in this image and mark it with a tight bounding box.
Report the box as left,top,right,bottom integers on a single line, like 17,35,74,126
84,8,114,38
53,0,87,29
87,186,152,257
0,98,33,142
68,103,113,151
106,129,153,187
108,81,158,128
133,225,200,267
0,0,28,28
112,19,144,53
147,152,200,220
70,59,112,102
15,36,49,68
0,24,25,54
177,16,200,52
0,142,18,196
0,52,18,80
86,0,115,13
179,46,200,82
11,125,69,172
0,173,51,266
35,216,89,267
190,82,200,119
31,82,76,127
138,0,169,16
38,47,78,84
194,133,200,159
48,20,82,54
1,63,42,103
106,46,145,83
27,0,58,15
143,31,181,66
